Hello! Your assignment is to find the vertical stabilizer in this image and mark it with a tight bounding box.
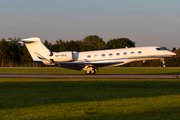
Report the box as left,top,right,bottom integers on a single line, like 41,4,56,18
21,37,50,63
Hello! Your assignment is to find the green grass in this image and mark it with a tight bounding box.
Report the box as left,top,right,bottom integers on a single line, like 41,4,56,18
1,78,180,119
0,67,180,74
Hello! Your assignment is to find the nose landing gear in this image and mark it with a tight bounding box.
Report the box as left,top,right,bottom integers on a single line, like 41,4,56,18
160,59,166,68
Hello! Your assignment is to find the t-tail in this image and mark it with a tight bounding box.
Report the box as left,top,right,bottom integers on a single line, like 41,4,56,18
19,37,52,64
13,37,74,65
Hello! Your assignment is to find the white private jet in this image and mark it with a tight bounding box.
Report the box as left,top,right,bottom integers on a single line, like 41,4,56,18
12,37,176,74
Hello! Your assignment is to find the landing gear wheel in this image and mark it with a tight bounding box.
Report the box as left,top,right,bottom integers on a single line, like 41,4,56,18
85,69,96,74
85,70,91,75
91,69,96,74
83,66,98,75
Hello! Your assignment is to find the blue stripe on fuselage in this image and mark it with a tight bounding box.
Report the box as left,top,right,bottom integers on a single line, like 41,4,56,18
33,60,43,63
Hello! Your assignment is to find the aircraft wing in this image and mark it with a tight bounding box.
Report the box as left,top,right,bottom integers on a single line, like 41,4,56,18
58,61,124,70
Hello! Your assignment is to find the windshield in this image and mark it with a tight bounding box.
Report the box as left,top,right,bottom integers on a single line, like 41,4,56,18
156,47,166,51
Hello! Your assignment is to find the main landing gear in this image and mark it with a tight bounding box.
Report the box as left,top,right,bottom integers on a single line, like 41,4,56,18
83,66,98,75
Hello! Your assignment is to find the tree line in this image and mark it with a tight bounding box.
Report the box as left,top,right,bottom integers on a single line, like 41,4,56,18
0,35,179,67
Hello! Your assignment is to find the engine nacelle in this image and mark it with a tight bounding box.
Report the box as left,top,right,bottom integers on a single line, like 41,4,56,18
49,51,74,62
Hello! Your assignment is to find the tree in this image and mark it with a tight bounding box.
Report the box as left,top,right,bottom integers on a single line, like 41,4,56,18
166,48,180,67
7,37,21,67
44,40,52,50
54,39,68,52
0,38,10,67
106,38,135,49
172,47,176,52
66,40,81,52
80,35,105,51
19,44,33,66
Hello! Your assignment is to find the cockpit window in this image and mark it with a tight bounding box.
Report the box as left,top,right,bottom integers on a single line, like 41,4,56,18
156,47,166,51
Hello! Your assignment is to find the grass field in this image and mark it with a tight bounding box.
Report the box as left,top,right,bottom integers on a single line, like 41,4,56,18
0,67,180,119
0,67,180,74
1,78,180,120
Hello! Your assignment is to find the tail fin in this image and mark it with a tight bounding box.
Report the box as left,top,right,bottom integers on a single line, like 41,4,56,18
21,37,51,63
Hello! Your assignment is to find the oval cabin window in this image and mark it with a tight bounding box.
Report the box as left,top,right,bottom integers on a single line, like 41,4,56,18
138,51,142,54
109,53,113,56
116,53,120,56
123,52,127,55
94,54,98,58
131,52,134,54
101,54,106,57
87,55,91,58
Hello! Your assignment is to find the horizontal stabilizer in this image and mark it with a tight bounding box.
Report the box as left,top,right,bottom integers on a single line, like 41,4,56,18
7,37,40,43
21,37,40,43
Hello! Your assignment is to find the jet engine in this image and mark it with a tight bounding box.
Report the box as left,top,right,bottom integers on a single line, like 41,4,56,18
49,51,74,62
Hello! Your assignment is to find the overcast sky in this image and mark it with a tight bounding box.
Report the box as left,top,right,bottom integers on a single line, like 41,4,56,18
0,0,180,49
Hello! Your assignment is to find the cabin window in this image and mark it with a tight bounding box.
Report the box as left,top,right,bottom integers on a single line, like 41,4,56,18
131,52,134,54
101,54,106,57
87,55,91,58
109,53,113,56
123,52,127,55
138,51,142,54
94,54,98,58
116,53,120,56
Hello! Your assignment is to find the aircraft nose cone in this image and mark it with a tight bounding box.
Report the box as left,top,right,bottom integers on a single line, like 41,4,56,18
165,51,176,57
172,52,176,56
168,52,176,57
